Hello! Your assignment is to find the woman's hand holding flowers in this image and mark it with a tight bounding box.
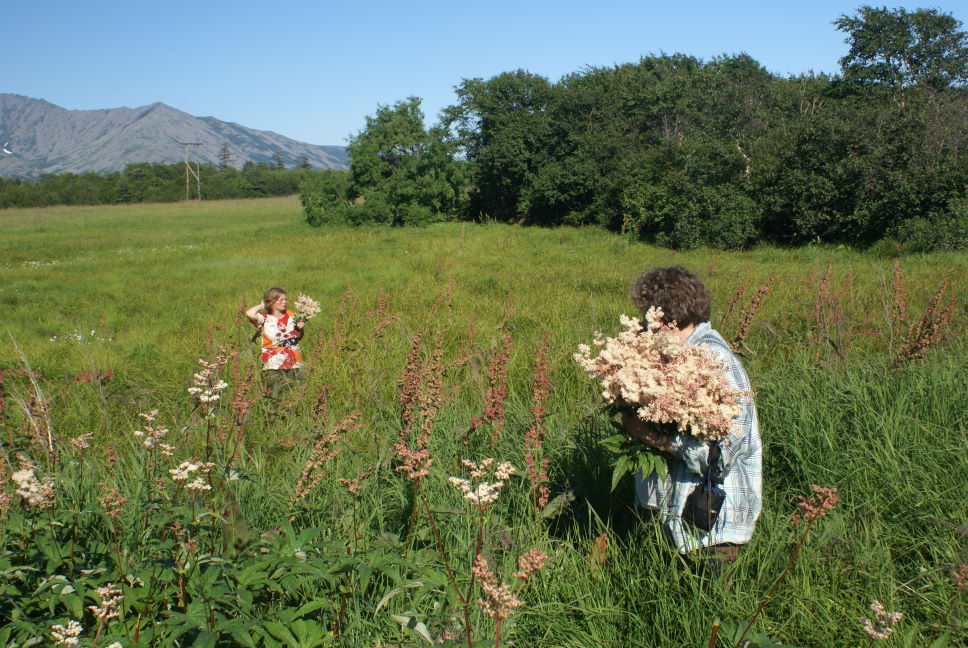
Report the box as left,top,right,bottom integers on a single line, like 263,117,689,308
620,410,674,452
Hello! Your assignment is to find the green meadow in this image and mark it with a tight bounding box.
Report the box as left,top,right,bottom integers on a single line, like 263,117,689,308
0,197,965,647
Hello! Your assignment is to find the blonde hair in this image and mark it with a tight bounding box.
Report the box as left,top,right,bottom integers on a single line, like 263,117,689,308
262,287,286,312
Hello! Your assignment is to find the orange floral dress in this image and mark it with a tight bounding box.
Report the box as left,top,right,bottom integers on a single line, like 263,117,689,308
256,310,303,370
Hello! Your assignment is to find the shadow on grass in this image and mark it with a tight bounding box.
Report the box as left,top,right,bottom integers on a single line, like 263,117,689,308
548,414,648,542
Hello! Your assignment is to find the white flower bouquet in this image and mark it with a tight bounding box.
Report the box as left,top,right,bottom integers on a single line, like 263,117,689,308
293,294,321,322
575,307,744,489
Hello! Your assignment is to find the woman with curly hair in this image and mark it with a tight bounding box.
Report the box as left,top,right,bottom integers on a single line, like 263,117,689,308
624,266,762,570
245,287,305,401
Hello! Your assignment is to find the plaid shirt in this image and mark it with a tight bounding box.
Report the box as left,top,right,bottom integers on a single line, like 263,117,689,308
633,322,762,552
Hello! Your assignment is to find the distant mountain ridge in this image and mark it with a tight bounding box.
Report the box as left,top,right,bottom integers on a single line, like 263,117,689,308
0,94,348,179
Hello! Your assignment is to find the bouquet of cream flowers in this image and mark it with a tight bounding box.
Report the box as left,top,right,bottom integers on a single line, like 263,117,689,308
293,294,321,322
575,307,744,489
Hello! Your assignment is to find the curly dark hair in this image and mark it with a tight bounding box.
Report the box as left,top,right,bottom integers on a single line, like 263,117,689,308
628,266,711,327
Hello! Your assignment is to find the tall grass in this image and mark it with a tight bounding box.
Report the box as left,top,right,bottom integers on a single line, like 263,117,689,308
0,198,965,647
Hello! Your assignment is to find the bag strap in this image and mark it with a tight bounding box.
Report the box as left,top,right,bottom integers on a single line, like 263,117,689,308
705,442,723,487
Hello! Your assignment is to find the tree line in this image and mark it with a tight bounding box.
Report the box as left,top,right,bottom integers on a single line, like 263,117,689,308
302,6,967,251
0,160,329,209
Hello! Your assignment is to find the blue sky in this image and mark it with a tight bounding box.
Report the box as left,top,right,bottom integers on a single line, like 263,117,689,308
7,1,966,146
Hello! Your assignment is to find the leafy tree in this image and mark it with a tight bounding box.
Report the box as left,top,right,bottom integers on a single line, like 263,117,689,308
835,6,968,90
270,152,287,170
342,97,465,226
445,70,555,222
296,155,312,169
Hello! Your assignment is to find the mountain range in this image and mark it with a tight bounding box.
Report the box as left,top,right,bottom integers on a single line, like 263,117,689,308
0,94,349,179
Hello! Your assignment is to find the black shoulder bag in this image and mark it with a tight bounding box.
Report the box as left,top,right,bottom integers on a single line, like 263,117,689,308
681,442,726,532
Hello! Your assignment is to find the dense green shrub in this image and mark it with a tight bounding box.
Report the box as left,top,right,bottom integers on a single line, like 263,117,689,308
300,170,352,227
305,7,967,250
892,199,968,252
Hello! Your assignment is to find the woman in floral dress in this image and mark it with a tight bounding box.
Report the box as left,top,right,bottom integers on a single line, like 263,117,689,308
245,287,305,401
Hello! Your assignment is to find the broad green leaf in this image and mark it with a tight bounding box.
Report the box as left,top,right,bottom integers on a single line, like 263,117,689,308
391,615,433,645
264,621,298,646
611,454,631,491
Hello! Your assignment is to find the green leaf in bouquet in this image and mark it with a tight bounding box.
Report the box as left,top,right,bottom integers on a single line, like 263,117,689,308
611,454,632,492
600,433,629,455
635,452,668,480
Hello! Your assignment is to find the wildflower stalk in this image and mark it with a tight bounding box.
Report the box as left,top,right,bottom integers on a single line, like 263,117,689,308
708,620,721,648
415,478,476,646
730,523,809,648
731,485,839,648
525,333,552,517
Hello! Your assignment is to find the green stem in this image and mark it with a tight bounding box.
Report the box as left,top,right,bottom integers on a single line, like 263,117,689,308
732,522,812,648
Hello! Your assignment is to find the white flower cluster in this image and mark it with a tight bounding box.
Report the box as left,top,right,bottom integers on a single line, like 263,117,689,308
860,600,903,640
132,410,174,455
293,294,321,321
575,307,742,442
50,620,83,647
448,458,517,509
49,329,113,343
11,468,55,509
187,358,229,404
169,460,214,491
89,583,123,620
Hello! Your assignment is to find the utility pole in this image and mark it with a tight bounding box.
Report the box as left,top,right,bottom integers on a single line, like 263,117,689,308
179,142,203,200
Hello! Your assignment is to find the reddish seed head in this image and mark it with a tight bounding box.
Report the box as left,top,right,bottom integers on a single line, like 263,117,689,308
791,485,839,527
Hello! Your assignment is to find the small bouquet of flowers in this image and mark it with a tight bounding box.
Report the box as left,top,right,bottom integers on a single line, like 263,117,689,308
575,307,743,490
293,294,321,323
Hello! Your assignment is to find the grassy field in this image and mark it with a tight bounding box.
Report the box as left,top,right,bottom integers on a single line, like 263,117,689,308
0,197,965,647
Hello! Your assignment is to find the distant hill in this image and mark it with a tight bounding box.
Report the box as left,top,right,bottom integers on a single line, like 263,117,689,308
0,94,348,179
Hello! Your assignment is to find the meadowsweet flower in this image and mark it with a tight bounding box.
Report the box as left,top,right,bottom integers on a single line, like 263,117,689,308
293,294,321,322
99,486,128,522
791,485,840,527
472,555,524,621
860,600,903,640
449,459,517,510
462,457,493,478
133,410,169,450
169,461,199,481
69,433,93,450
187,353,230,407
575,307,745,442
89,583,123,620
514,549,548,581
50,620,84,647
11,468,55,509
185,477,212,492
494,462,517,481
169,460,214,483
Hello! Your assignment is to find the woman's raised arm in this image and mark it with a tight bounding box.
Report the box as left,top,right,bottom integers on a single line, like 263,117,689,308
244,302,264,326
